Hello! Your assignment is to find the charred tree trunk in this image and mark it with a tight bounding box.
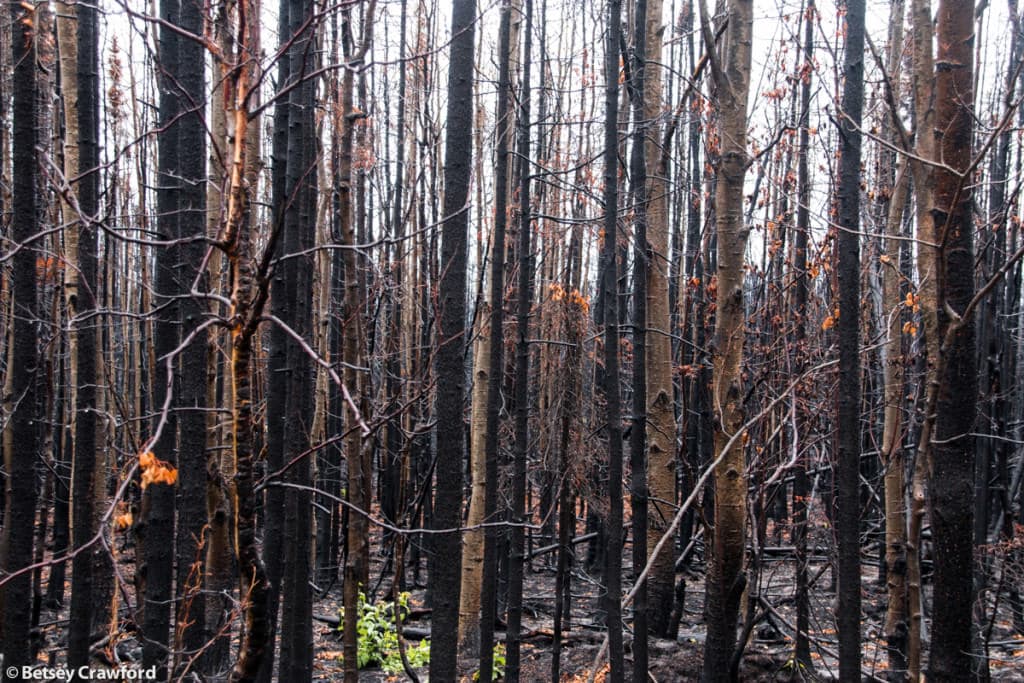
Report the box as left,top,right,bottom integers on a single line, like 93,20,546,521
176,0,209,661
927,0,977,678
66,0,98,668
143,0,181,673
836,0,866,676
601,0,625,674
791,1,815,668
1,0,39,668
278,2,318,680
429,0,474,676
260,2,295,676
627,0,650,670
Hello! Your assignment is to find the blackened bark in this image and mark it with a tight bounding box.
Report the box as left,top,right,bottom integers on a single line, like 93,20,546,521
259,2,295,679
837,0,865,677
278,2,317,680
429,0,474,676
552,207,583,681
143,0,181,674
628,0,650,671
928,0,977,678
66,0,98,668
382,0,409,542
602,0,625,675
1,0,39,669
792,0,814,668
176,0,209,660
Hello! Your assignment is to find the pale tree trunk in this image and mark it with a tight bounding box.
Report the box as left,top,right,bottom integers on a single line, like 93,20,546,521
57,0,79,404
882,164,910,679
879,2,910,675
641,0,677,638
339,5,376,681
459,309,490,656
505,0,534,674
52,0,79,628
207,9,261,676
907,0,938,674
700,0,753,677
205,6,233,676
458,0,511,657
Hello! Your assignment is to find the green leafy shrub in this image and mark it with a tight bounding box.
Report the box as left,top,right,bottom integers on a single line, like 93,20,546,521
338,591,430,674
473,643,506,681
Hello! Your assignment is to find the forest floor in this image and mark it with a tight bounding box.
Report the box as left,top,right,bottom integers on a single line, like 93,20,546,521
29,523,1024,681
305,524,1024,682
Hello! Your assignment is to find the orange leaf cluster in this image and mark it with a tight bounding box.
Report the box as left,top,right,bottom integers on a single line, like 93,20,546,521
114,512,134,530
550,284,590,313
139,450,179,489
568,289,590,313
821,307,839,331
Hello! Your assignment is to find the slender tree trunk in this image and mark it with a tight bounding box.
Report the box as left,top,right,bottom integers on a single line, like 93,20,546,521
338,4,377,680
176,0,209,661
55,13,79,616
205,7,245,677
552,197,584,682
927,0,977,677
640,0,677,640
601,0,625,674
879,3,910,676
143,0,181,673
222,5,269,678
278,2,318,679
907,0,938,674
260,1,294,676
627,0,651,672
506,2,534,677
700,0,753,677
836,0,866,676
791,0,815,668
429,0,474,676
56,0,88,665
1,0,39,668
460,0,512,667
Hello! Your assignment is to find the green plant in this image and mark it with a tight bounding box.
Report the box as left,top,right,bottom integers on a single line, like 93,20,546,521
338,591,430,674
472,643,506,681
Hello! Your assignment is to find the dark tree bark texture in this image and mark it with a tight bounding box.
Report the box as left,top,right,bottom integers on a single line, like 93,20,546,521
429,0,475,677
